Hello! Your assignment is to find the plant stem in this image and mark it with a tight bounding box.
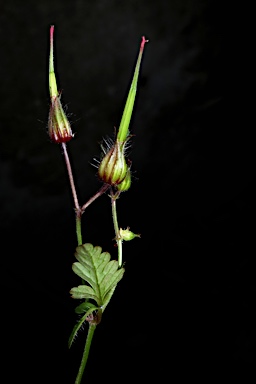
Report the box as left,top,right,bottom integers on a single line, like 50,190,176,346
111,190,123,267
62,142,84,246
62,142,109,383
81,184,110,212
62,142,109,245
62,143,81,215
76,215,83,246
75,323,96,384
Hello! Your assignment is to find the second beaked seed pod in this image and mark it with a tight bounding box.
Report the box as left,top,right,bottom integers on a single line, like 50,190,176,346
98,140,128,186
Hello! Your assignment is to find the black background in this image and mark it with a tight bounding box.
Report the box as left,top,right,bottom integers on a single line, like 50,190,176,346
0,1,255,382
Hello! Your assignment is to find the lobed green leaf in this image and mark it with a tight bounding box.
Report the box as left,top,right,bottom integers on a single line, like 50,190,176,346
70,243,125,307
70,285,99,303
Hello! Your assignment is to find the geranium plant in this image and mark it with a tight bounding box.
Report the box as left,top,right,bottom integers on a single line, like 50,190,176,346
47,25,148,383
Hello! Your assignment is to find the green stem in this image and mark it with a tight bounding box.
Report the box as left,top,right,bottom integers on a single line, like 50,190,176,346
111,190,123,267
76,184,110,245
75,323,96,384
76,215,82,246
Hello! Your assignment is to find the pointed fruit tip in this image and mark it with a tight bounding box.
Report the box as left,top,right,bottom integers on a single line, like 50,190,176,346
140,36,149,51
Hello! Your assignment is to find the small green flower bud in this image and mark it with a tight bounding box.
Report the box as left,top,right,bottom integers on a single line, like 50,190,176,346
48,25,73,144
98,140,128,186
119,227,141,241
116,168,131,192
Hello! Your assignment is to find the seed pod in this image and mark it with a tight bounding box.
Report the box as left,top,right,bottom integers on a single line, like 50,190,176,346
98,141,128,186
